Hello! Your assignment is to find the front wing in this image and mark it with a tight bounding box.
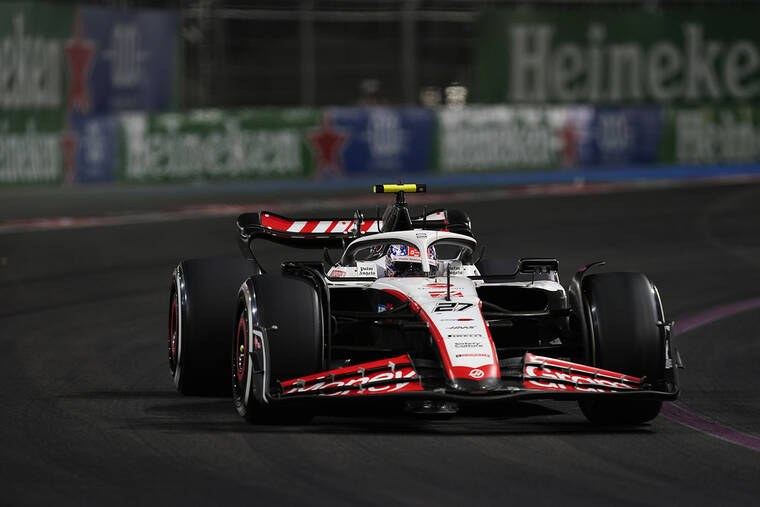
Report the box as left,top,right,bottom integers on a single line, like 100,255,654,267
271,353,678,405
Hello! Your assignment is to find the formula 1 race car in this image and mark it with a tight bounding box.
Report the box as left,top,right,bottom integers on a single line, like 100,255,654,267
168,184,681,424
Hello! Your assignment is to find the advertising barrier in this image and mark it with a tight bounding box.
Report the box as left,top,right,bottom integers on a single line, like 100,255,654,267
0,2,180,184
476,7,760,104
78,6,180,113
327,108,436,177
4,2,760,187
662,106,760,165
436,105,665,173
0,3,74,184
121,109,320,182
0,3,74,112
7,104,760,186
580,107,663,166
70,113,121,184
0,113,63,185
437,106,593,172
69,6,180,183
4,3,760,187
119,107,437,182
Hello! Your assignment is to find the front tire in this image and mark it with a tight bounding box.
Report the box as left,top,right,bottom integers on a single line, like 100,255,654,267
577,272,666,425
233,274,324,424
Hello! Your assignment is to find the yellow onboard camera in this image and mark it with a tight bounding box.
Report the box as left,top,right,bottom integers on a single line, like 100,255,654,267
373,184,426,194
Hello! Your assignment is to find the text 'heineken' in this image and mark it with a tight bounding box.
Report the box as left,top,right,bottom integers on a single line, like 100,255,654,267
509,23,758,103
477,8,760,104
0,14,62,110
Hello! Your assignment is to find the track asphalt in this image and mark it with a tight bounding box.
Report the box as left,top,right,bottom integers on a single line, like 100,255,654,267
1,181,759,506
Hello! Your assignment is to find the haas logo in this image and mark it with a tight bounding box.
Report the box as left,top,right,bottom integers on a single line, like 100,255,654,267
468,368,485,379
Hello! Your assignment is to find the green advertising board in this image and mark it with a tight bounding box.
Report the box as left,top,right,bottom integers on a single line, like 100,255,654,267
0,111,64,184
120,109,321,182
662,105,760,165
0,2,75,184
476,7,760,104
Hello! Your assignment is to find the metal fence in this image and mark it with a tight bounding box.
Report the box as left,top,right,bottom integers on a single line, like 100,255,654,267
79,0,755,107
178,1,480,108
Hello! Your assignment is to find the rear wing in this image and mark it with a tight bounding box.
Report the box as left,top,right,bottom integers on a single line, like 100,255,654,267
236,182,452,267
235,209,449,262
237,211,378,251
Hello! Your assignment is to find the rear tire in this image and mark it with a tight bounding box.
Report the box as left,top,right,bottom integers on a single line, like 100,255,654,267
233,274,324,424
446,209,473,236
475,257,520,277
577,272,665,425
169,257,257,395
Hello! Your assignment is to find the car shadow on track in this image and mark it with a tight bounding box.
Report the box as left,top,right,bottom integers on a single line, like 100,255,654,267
62,389,180,399
112,394,656,436
62,390,656,435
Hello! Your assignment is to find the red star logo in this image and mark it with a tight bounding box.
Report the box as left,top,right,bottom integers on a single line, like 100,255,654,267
66,14,95,114
308,116,348,176
561,122,578,167
61,131,79,183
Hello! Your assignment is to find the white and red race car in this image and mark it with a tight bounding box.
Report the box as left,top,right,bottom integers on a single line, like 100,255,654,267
168,184,680,424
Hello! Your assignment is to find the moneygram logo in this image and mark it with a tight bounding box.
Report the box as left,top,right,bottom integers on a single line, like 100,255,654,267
283,368,418,396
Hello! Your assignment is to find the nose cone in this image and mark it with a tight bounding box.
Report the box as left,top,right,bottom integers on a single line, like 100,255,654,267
452,377,502,391
450,364,501,391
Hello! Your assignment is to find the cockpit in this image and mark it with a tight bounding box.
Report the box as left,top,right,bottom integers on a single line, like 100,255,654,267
326,230,480,280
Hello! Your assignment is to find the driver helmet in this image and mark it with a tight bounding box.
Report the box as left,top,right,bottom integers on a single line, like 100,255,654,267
385,244,437,277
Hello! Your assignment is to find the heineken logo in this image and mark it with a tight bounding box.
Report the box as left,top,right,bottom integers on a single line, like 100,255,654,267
0,14,63,109
674,109,760,164
122,115,305,181
476,9,760,105
508,22,760,103
0,120,60,184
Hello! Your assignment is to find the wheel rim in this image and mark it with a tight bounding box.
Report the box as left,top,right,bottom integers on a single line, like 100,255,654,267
233,305,253,415
169,296,179,373
235,314,247,382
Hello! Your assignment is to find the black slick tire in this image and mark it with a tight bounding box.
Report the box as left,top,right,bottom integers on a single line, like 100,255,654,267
169,257,257,395
446,209,473,236
578,272,665,425
233,274,324,424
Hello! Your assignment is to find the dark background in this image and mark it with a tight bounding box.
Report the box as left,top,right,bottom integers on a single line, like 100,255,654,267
61,0,756,107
